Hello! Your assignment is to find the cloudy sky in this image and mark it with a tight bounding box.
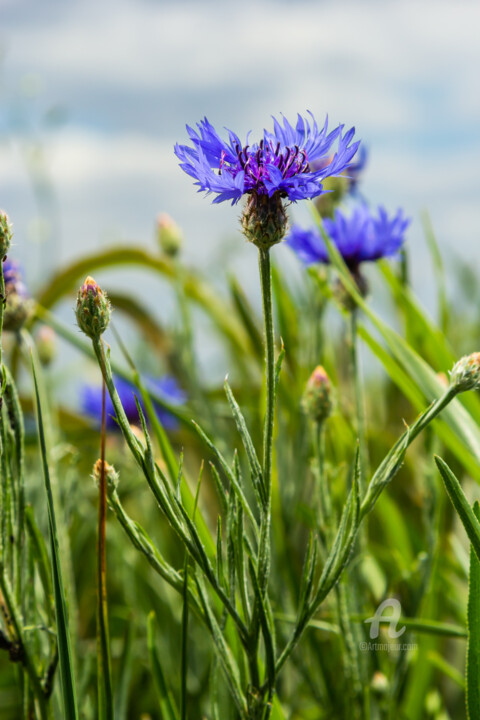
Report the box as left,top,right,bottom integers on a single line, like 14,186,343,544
1,0,480,326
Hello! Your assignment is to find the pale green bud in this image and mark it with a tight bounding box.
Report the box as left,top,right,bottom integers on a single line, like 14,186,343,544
302,365,333,424
157,213,183,257
75,276,111,339
450,352,480,392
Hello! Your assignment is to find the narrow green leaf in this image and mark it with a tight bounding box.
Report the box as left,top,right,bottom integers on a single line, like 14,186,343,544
147,612,180,720
248,559,276,693
194,570,248,717
435,456,480,564
192,420,258,533
427,650,465,689
467,502,480,719
228,274,263,359
114,620,134,720
224,378,265,507
181,557,189,720
31,356,79,720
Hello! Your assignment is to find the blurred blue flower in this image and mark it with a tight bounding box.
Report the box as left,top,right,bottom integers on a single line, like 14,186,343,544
286,205,409,270
312,144,367,195
175,113,360,205
81,375,185,431
3,258,28,297
346,145,368,194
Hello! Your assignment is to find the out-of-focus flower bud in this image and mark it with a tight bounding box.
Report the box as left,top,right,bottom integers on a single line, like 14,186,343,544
332,271,369,312
314,175,349,218
156,213,183,258
450,352,480,392
3,293,34,332
371,672,389,695
36,326,57,366
2,257,33,331
302,365,333,424
75,276,111,339
0,212,12,259
93,459,119,491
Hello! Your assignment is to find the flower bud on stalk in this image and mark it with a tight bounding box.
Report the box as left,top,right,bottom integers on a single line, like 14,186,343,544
450,352,480,393
3,293,34,332
93,459,119,492
0,212,12,259
75,276,111,339
36,326,57,366
241,192,289,249
156,213,183,258
302,365,333,424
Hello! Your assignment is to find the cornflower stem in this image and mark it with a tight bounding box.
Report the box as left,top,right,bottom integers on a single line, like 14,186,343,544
254,246,275,605
0,563,49,720
275,385,460,677
348,309,368,490
92,338,249,646
314,423,331,539
258,246,275,502
96,348,114,720
360,385,458,519
248,246,275,710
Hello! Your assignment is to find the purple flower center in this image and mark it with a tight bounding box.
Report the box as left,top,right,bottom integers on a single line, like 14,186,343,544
225,139,310,194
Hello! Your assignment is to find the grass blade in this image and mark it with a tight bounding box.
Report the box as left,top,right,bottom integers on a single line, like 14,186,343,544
147,612,180,720
467,502,480,719
435,455,480,563
31,355,79,720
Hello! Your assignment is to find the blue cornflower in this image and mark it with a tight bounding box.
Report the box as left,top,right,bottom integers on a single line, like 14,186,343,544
286,205,409,271
3,258,28,297
345,145,367,194
175,113,359,205
81,375,186,431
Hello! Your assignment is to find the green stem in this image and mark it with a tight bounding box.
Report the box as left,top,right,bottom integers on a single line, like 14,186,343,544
315,422,332,541
348,309,368,489
0,572,49,719
97,360,114,720
275,385,460,677
258,247,275,502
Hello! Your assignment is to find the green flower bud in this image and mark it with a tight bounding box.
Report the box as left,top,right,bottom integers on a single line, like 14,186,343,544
0,212,13,259
3,293,34,332
156,213,183,257
302,365,333,424
75,276,111,339
36,326,57,366
314,175,349,218
333,270,369,312
450,352,480,392
371,672,389,696
241,192,288,249
93,459,119,491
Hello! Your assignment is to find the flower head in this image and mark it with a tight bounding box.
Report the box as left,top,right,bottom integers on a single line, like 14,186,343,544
346,145,368,194
0,211,12,258
286,205,409,271
157,213,183,257
81,375,186,431
93,459,119,492
302,366,333,424
175,113,359,206
75,276,111,339
450,353,480,393
3,258,28,297
2,258,33,331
